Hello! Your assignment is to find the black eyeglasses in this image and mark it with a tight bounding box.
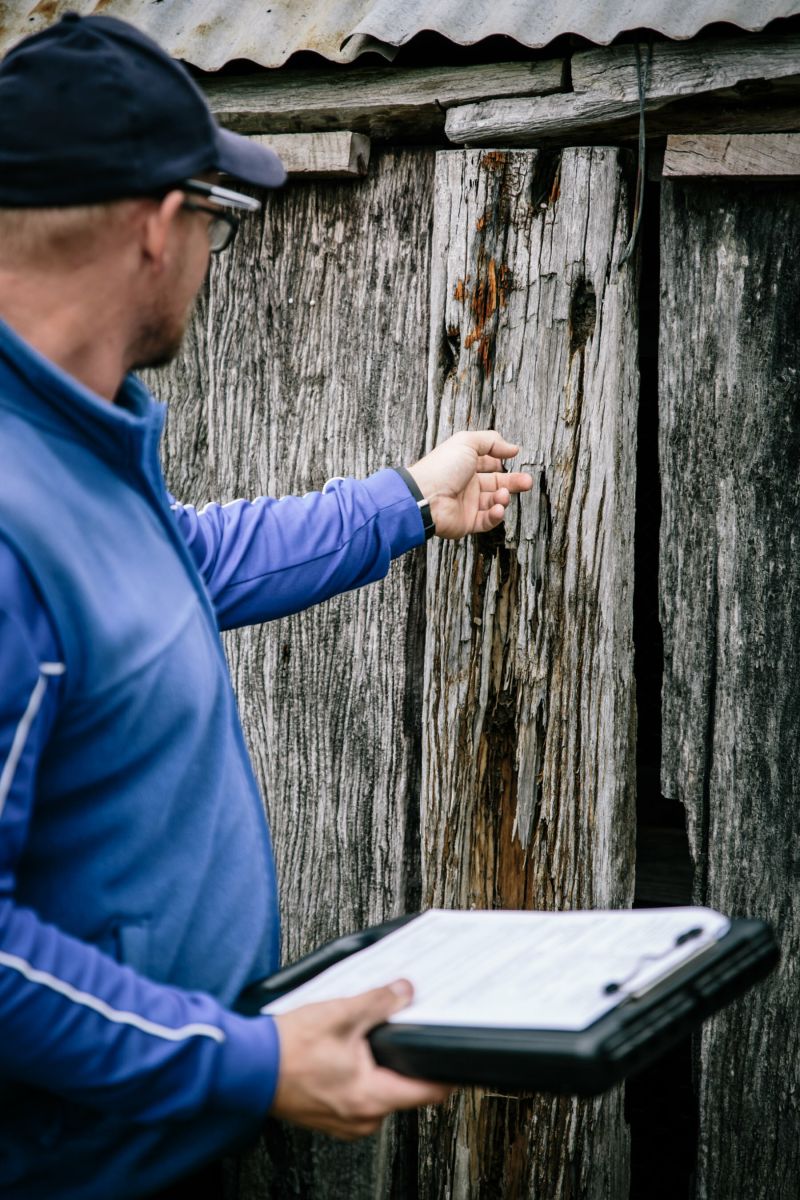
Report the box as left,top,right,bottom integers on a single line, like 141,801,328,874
179,178,262,254
181,199,239,252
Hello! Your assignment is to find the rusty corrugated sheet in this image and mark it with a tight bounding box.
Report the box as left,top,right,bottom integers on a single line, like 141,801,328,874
0,0,798,69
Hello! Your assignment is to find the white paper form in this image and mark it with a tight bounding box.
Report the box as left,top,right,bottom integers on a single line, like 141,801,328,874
262,908,730,1031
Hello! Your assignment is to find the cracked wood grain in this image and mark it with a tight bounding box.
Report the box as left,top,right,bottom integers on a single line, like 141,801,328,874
663,133,800,177
660,180,800,1200
150,149,434,1200
418,147,638,1200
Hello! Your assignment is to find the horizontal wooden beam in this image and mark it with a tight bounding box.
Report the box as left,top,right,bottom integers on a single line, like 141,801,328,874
506,100,800,151
249,131,371,177
446,91,650,144
662,132,800,176
446,34,800,145
202,60,563,141
572,33,800,103
626,100,800,142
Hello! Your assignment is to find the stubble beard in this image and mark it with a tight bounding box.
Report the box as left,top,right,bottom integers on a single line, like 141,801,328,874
129,314,188,371
129,285,196,372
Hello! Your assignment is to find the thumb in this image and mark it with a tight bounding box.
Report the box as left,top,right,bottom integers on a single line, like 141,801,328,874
337,979,414,1036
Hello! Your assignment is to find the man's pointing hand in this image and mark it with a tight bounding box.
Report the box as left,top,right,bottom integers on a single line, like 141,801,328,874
407,431,533,540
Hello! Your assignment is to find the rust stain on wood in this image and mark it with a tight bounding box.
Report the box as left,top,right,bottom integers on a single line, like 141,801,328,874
463,258,512,376
463,331,492,374
453,277,470,302
481,150,509,173
471,259,511,327
548,165,562,206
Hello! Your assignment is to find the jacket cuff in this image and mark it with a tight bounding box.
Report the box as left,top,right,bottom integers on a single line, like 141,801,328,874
211,1011,280,1118
392,466,435,540
360,468,426,557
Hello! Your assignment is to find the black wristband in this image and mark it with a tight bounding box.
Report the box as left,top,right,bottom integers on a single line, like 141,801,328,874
392,466,435,541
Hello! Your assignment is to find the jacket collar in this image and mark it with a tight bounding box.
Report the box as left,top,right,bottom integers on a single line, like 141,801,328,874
0,316,166,478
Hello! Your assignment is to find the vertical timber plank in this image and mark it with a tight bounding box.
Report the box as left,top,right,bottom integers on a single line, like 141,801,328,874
419,148,638,1198
660,182,800,1200
150,148,434,1200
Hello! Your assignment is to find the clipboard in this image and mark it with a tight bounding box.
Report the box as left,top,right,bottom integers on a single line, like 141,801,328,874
235,913,778,1096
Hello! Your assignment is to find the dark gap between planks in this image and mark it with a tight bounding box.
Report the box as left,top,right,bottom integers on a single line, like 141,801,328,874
625,180,698,1200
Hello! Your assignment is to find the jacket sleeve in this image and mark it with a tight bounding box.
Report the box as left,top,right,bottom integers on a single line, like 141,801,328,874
171,468,426,630
0,538,279,1128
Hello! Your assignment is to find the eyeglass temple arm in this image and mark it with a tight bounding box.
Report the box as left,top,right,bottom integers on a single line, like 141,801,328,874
182,178,262,213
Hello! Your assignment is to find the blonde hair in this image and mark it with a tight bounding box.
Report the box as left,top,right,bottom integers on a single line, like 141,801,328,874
0,201,139,270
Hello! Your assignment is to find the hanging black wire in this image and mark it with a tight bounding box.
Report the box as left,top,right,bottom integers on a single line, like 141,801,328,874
617,40,654,269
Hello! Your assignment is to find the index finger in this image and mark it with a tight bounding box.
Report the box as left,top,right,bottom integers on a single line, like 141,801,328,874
477,470,533,495
459,431,519,460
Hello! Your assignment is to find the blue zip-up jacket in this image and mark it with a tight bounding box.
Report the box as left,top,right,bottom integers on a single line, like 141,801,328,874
0,317,424,1199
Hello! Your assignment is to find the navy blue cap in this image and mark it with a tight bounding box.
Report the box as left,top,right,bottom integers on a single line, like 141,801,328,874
0,13,286,206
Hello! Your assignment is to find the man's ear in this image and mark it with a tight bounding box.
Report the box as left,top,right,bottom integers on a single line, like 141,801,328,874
140,190,184,270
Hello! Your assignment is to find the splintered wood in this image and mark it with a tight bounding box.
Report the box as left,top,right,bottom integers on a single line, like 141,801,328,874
660,181,800,1200
418,148,638,1200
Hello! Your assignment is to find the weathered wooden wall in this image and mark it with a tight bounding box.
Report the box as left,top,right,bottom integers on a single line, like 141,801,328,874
152,141,641,1199
660,181,800,1199
152,129,799,1199
153,147,435,1199
418,147,638,1200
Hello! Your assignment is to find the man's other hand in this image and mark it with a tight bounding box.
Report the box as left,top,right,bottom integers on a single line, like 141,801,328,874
270,979,453,1140
407,431,533,539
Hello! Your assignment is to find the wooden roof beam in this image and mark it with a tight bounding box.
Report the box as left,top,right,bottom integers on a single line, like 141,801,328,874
445,34,800,145
202,60,564,142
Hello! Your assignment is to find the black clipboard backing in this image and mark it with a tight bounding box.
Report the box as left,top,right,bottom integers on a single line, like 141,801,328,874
236,914,778,1096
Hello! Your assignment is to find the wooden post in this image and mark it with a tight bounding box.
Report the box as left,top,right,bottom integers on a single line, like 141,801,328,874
660,180,800,1199
418,147,638,1198
153,149,435,1200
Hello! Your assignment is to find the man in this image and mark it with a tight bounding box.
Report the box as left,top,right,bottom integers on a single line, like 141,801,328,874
0,15,532,1199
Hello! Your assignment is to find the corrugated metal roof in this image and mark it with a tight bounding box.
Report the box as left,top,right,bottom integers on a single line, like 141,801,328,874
1,0,798,70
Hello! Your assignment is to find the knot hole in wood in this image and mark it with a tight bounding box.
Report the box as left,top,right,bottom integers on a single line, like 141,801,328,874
568,277,597,358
